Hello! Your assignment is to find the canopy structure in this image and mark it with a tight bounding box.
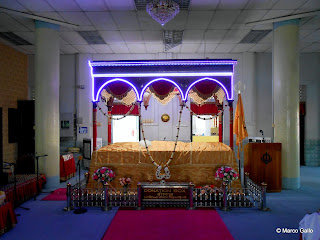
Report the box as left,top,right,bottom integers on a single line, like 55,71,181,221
88,59,237,150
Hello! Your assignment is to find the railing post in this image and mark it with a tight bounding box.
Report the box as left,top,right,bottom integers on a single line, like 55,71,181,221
102,182,111,211
64,182,74,211
136,182,142,210
221,182,230,211
188,182,194,210
85,172,89,186
244,172,249,188
260,182,270,211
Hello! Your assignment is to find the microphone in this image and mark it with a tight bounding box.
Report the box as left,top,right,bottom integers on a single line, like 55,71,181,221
259,130,265,143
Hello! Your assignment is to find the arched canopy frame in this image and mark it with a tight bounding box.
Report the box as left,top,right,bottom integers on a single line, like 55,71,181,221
89,59,237,103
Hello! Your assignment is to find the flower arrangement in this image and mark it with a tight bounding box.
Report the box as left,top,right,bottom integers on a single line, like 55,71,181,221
119,177,131,188
215,166,239,182
92,167,115,183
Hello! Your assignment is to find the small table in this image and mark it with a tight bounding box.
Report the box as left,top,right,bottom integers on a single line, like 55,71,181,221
0,202,17,235
60,153,76,182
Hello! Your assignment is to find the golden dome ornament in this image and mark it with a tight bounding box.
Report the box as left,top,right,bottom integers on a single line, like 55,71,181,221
161,113,170,122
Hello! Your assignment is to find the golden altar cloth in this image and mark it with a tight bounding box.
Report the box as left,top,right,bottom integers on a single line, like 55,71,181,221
87,141,241,188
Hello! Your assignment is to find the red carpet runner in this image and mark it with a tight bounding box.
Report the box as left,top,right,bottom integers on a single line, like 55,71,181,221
102,210,234,240
42,188,67,201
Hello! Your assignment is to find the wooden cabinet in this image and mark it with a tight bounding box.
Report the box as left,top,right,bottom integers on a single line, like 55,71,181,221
244,143,282,192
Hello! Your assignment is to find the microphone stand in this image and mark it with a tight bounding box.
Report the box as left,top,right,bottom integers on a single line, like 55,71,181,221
74,158,87,214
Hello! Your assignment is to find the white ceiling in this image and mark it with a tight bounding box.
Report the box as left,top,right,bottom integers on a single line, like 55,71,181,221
0,0,319,54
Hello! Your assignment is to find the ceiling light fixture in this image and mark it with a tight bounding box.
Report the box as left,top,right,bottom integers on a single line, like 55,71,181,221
146,0,180,27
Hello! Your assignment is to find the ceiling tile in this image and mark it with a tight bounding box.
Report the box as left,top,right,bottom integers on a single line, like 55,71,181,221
0,26,8,32
77,26,96,31
300,0,320,9
145,43,164,53
73,44,96,53
299,41,312,49
197,43,218,52
165,44,181,53
272,0,308,10
60,32,87,44
303,29,320,43
163,11,188,30
183,30,205,43
60,44,78,54
231,24,253,30
204,30,227,43
13,31,35,44
223,29,250,43
214,43,236,52
75,0,108,11
111,12,140,30
17,0,54,12
0,13,30,31
59,12,92,26
85,12,117,31
109,44,130,53
261,10,294,20
99,31,125,44
121,31,143,43
230,43,254,52
105,0,136,11
185,11,214,30
0,0,29,11
33,12,65,22
299,29,313,40
91,44,113,53
46,0,82,11
181,43,200,52
248,43,271,52
13,16,35,31
127,43,147,53
245,0,278,9
301,42,320,52
251,23,272,30
235,10,267,24
142,31,163,43
217,0,249,10
208,10,241,29
300,16,320,30
189,0,220,10
137,11,163,31
59,37,69,45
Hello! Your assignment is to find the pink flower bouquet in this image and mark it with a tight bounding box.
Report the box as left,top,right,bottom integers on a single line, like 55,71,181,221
119,177,131,188
92,167,115,183
215,166,239,183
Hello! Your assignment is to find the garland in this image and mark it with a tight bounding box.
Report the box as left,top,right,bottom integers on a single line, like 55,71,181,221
138,102,184,180
97,102,136,120
184,103,224,120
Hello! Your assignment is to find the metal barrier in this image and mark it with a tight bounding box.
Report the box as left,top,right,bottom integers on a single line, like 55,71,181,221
64,173,269,212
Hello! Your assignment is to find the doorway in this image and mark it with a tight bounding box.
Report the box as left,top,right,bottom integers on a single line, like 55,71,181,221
112,116,139,143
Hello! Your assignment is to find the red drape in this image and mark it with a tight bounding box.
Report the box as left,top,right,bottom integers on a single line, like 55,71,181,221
191,102,218,115
149,81,174,97
107,82,131,96
193,80,219,95
111,104,139,116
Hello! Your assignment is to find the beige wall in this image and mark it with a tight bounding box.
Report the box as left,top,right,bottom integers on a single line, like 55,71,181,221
0,42,28,163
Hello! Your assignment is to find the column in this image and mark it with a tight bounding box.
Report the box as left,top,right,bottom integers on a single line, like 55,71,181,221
35,21,60,189
273,19,300,189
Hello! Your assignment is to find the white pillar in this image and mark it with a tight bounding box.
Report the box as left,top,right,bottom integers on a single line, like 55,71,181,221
272,19,300,189
35,21,60,189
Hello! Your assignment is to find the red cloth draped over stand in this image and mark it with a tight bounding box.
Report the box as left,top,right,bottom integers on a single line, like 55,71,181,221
60,153,76,181
0,202,17,235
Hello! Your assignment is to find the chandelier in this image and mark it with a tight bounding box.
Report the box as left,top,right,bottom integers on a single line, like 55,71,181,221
146,0,180,27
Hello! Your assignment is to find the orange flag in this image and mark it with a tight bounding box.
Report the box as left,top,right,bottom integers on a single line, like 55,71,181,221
233,93,248,159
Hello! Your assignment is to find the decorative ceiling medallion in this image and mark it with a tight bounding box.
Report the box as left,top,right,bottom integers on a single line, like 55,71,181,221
146,0,180,27
161,113,170,122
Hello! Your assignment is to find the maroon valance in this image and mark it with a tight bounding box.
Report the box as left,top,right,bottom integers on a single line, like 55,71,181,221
193,80,219,95
149,80,175,98
191,102,218,115
111,104,138,116
107,82,132,98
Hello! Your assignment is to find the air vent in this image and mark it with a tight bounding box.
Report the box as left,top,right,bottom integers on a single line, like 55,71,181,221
239,30,272,44
163,30,183,51
78,31,106,44
0,32,32,45
134,0,190,10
